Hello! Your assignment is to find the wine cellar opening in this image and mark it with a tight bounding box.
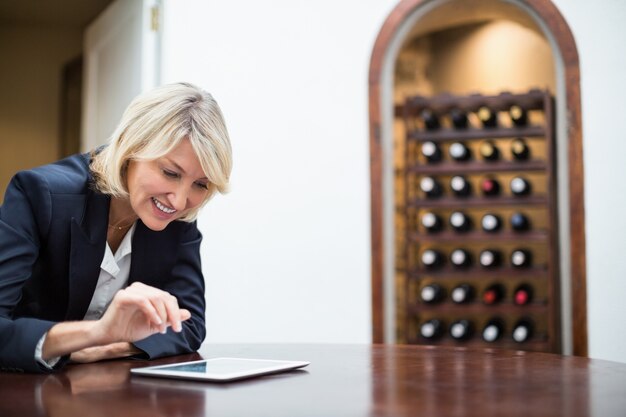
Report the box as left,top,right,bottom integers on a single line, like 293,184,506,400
369,0,587,355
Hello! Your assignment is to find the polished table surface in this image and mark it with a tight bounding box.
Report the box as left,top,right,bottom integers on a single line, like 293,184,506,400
1,344,626,416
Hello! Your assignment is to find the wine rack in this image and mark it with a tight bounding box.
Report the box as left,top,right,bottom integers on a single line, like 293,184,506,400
402,90,560,353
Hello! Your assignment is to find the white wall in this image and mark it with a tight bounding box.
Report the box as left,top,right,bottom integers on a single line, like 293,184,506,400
162,0,626,361
162,0,397,343
551,0,626,363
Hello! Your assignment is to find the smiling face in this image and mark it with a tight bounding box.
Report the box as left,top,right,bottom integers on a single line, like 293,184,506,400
125,139,210,231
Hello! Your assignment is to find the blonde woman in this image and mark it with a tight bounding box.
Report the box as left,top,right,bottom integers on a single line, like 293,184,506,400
0,83,232,373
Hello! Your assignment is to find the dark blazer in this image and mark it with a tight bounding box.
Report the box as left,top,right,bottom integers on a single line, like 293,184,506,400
0,153,206,373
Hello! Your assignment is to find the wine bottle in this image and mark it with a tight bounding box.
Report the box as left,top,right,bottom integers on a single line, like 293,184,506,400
482,284,504,305
482,318,505,342
450,248,472,268
420,283,445,304
481,213,501,233
477,106,497,128
509,105,528,126
450,108,468,129
421,249,444,268
421,108,440,130
421,141,442,163
420,176,443,198
420,319,444,340
449,211,472,232
451,283,474,304
479,249,502,268
450,175,472,197
511,138,530,160
510,176,531,196
479,140,500,161
448,142,471,161
512,318,534,343
421,212,443,233
449,319,474,340
510,212,530,232
511,249,532,268
480,177,500,197
513,284,533,306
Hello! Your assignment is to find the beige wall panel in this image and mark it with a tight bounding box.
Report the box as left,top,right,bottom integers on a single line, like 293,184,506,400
0,24,81,202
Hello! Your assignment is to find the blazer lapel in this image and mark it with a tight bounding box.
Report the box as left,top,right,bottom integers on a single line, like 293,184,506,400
129,221,178,287
129,221,158,286
65,190,109,320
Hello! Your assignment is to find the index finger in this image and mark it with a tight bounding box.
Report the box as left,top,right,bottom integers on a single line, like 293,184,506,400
162,293,184,332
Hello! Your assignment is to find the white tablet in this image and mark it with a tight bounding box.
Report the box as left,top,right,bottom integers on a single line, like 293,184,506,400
130,357,310,382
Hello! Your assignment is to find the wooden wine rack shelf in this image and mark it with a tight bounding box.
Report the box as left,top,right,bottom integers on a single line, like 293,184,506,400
401,89,560,353
408,303,549,316
407,268,549,281
406,125,545,141
408,160,548,174
409,230,549,243
407,196,548,208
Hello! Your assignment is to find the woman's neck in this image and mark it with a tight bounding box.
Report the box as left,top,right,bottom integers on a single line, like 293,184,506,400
108,197,138,229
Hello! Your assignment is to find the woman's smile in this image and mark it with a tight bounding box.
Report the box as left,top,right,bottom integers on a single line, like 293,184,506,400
152,197,177,215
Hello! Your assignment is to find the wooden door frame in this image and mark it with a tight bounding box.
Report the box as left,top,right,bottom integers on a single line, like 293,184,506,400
368,0,587,356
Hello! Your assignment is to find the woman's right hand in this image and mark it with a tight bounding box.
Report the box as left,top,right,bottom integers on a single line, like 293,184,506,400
94,282,191,344
42,282,191,362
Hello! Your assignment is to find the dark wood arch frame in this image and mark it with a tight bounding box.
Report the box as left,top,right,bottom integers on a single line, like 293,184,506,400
369,0,587,355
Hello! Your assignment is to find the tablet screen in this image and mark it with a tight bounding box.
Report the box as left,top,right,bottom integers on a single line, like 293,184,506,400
131,357,310,382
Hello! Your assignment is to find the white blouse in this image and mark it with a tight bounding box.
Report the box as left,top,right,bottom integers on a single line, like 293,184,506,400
84,222,136,320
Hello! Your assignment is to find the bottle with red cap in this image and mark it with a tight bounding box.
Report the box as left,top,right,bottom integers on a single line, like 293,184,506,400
513,284,533,306
482,283,504,305
481,177,500,197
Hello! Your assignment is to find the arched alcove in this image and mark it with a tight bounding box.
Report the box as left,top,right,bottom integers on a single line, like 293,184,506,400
369,0,586,355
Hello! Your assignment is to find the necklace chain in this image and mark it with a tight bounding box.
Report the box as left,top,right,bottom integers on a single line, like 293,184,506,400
108,220,135,231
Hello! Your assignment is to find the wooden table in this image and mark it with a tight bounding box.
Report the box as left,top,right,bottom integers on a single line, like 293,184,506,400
1,344,625,416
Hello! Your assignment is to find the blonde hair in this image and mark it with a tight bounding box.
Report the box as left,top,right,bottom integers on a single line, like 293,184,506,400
90,82,232,221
